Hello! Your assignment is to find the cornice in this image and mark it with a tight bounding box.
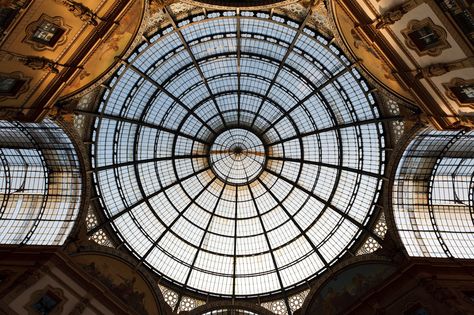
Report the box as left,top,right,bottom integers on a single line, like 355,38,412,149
28,0,137,120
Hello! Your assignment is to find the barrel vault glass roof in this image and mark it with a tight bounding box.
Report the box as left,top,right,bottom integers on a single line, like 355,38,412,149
91,11,386,298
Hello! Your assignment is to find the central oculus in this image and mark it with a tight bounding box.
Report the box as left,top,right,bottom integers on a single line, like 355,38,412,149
209,128,265,185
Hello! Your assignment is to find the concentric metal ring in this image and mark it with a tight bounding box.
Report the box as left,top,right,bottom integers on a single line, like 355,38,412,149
210,128,266,185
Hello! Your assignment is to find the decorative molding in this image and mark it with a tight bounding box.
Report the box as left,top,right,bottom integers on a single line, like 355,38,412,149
0,0,31,43
69,245,169,314
443,78,474,109
0,71,30,101
328,0,417,105
181,0,300,10
415,57,474,79
0,0,29,10
60,0,148,100
261,299,287,315
401,18,451,57
24,285,66,315
288,289,309,313
188,300,275,315
374,0,420,30
56,0,101,26
0,50,65,73
23,14,71,51
158,284,179,310
332,0,465,128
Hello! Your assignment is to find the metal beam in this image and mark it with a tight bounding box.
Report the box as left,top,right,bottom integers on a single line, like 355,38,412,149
76,109,211,145
127,63,218,135
267,156,385,179
257,177,330,268
137,176,218,264
249,7,314,130
87,166,211,235
246,181,289,305
93,154,207,172
181,181,228,289
258,66,353,136
237,10,242,126
265,116,403,147
232,183,238,297
164,7,228,129
264,167,384,244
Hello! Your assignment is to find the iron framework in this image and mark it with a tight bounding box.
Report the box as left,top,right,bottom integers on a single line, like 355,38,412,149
393,127,474,258
0,119,82,245
89,10,388,302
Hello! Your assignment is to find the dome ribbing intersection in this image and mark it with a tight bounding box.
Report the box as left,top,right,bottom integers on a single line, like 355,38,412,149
209,128,266,185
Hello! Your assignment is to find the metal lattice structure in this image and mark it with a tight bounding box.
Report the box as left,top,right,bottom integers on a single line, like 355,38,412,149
202,310,260,315
86,208,114,247
393,128,474,258
89,10,387,302
261,299,287,315
0,120,82,245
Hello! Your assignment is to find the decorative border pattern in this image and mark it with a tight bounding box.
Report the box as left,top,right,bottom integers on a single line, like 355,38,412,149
0,71,31,101
24,285,66,315
23,14,71,51
443,77,474,109
401,18,450,57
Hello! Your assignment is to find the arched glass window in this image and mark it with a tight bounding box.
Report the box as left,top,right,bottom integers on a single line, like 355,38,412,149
0,120,82,245
393,127,474,258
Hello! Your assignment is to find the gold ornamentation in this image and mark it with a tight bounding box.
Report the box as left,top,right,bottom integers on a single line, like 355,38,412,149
443,78,474,108
2,0,29,10
415,57,474,79
0,50,82,73
56,0,101,26
401,18,450,57
0,71,30,101
23,14,71,51
374,0,419,29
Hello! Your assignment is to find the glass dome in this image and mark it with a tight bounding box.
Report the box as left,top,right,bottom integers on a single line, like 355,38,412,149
185,0,295,8
91,11,386,298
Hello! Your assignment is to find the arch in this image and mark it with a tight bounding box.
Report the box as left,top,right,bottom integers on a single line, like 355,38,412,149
0,119,83,245
392,127,474,258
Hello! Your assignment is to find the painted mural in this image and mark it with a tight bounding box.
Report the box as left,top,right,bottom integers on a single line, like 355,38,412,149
310,262,396,315
333,2,414,103
404,303,430,315
61,0,144,97
72,253,160,315
82,262,147,315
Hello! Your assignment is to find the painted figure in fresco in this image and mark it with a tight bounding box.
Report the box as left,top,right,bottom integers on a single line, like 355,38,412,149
81,262,148,315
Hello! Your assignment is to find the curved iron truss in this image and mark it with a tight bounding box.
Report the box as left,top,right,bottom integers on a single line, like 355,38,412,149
0,120,82,245
393,128,474,258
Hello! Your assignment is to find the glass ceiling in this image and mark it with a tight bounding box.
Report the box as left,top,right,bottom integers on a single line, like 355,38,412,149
91,11,386,298
0,120,82,245
393,128,474,258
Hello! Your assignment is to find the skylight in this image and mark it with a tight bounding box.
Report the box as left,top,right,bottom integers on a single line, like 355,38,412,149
91,11,386,298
